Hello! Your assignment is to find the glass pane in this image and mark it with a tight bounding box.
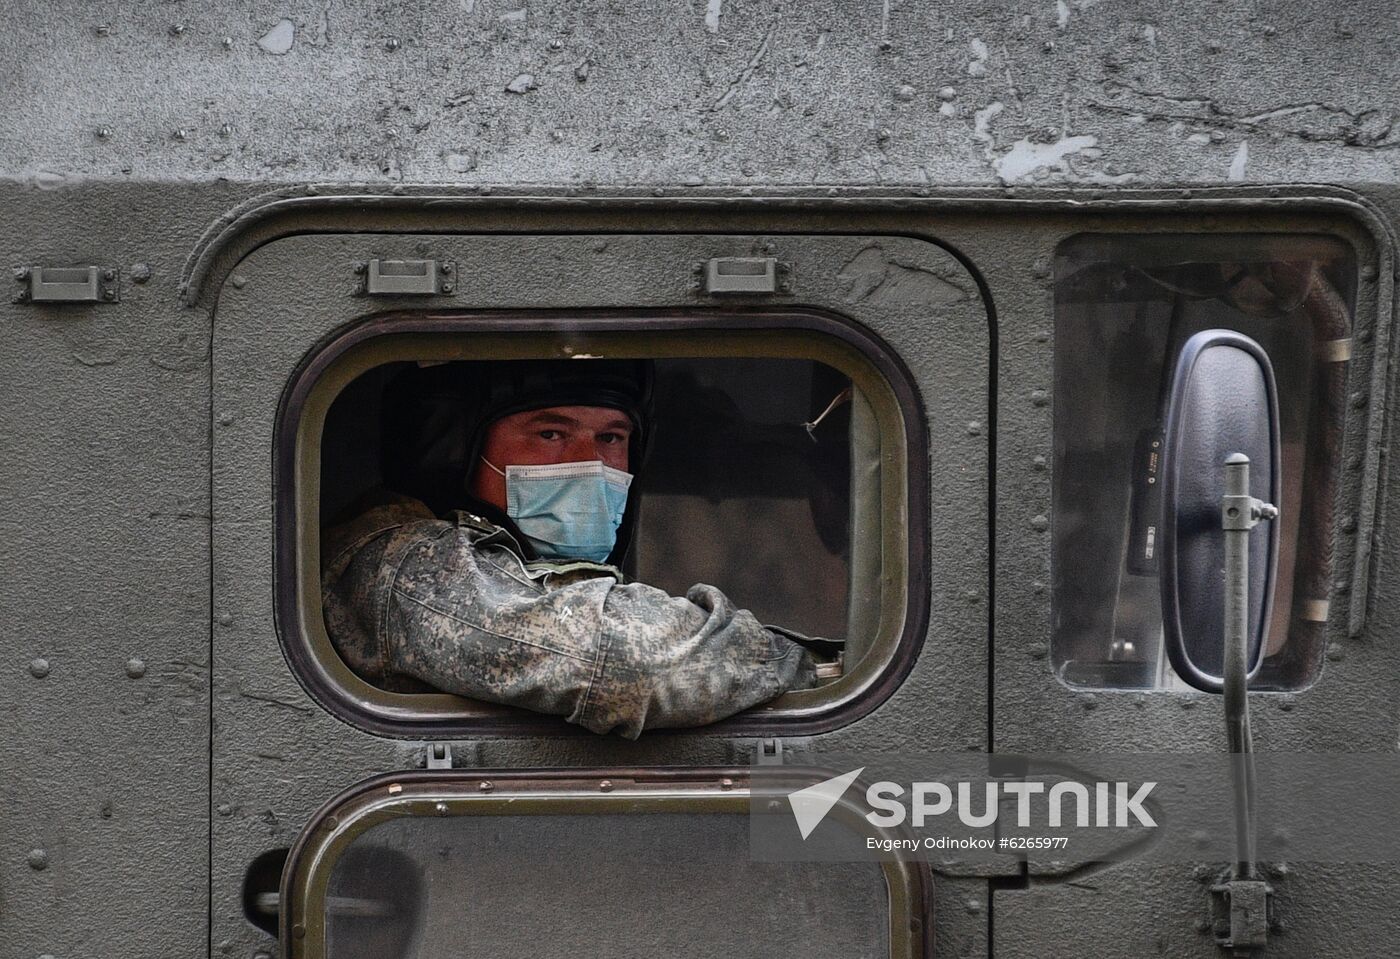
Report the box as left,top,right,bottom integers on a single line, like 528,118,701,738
1052,234,1355,690
322,813,890,959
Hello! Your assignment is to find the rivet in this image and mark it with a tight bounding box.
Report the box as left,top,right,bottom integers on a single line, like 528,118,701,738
434,801,449,815
352,263,367,274
1030,390,1049,407
1042,40,1055,53
895,84,915,101
325,815,339,829
1032,581,1045,593
720,777,734,790
599,780,614,792
173,129,189,141
103,288,116,301
219,123,233,137
1181,189,1194,199
877,39,893,51
169,23,187,36
1326,643,1345,662
478,780,494,793
1030,515,1049,532
966,421,982,436
1278,695,1296,711
964,898,982,914
292,923,306,939
937,86,957,101
216,803,233,816
1028,643,1047,660
96,126,112,139
385,37,401,51
14,266,31,280
305,184,319,195
1031,455,1047,471
1034,329,1050,343
125,658,146,679
217,612,233,626
100,800,113,818
218,412,234,426
254,952,272,959
221,36,234,49
27,849,49,870
440,262,454,274
230,274,247,289
29,658,51,678
548,38,564,51
440,282,455,293
103,269,116,281
96,24,111,36
965,589,980,603
130,263,152,283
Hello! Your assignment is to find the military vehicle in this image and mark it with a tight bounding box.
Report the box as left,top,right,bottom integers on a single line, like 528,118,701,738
4,1,1398,957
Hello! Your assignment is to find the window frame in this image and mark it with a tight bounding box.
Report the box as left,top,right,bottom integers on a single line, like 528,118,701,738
279,766,933,959
275,308,930,737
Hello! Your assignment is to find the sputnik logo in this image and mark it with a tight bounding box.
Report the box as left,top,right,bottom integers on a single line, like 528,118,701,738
787,768,865,839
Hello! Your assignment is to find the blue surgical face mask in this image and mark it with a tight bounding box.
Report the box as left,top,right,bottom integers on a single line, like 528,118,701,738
482,458,632,563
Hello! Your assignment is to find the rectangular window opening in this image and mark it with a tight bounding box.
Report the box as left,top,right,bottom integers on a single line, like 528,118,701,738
283,315,922,735
1051,234,1356,692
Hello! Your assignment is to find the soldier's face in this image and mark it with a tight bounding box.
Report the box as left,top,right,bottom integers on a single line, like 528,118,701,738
470,405,633,511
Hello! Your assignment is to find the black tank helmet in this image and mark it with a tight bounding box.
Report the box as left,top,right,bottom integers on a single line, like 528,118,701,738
382,358,654,565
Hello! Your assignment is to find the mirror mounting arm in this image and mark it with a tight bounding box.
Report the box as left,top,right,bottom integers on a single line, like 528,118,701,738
1216,453,1278,955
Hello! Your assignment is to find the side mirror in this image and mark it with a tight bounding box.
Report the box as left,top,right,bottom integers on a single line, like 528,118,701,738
1159,330,1281,693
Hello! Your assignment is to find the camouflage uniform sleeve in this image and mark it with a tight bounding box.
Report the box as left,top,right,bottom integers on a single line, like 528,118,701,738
327,511,817,738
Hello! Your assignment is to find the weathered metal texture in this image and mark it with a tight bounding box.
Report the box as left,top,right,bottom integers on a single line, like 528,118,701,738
5,1,1400,188
0,182,235,958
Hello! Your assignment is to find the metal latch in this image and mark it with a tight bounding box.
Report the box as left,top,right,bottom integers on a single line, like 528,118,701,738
14,266,119,304
756,737,785,765
425,742,453,769
700,257,790,295
357,258,453,296
1210,878,1274,953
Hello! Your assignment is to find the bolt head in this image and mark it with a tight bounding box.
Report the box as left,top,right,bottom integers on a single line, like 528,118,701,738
27,849,48,870
440,282,455,294
28,658,50,678
599,780,614,792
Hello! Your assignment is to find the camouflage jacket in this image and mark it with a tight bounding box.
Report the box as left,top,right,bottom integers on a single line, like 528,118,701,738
321,495,817,738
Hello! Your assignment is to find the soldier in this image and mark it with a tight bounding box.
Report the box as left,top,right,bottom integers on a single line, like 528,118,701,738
320,359,822,738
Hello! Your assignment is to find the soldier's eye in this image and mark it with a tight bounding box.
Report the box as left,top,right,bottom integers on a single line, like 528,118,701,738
537,429,562,440
599,432,626,445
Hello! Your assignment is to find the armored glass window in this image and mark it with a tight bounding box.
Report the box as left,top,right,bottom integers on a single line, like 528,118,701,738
282,315,923,735
1051,235,1355,691
281,770,930,959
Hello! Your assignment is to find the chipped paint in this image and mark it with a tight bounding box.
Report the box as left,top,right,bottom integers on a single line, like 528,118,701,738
256,18,295,55
968,38,990,77
1228,139,1249,180
972,101,1004,160
993,133,1099,181
704,0,723,33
